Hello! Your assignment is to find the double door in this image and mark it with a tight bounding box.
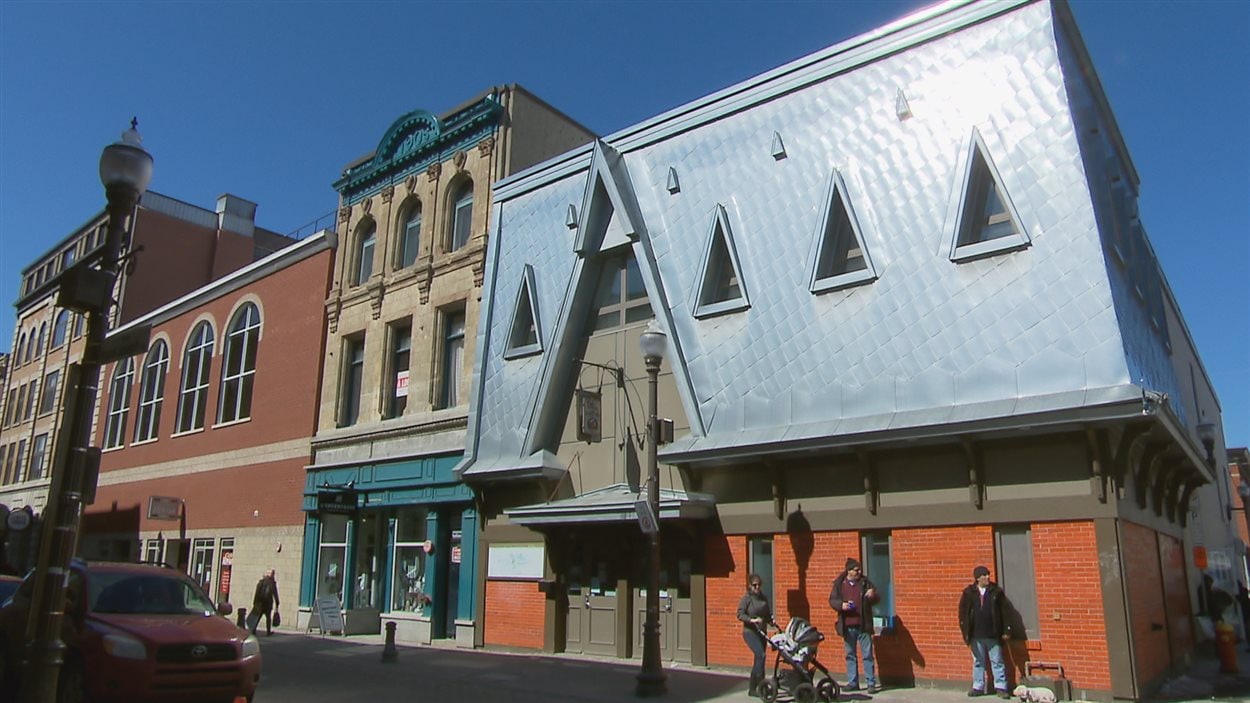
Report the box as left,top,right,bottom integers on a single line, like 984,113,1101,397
565,545,621,656
632,555,693,663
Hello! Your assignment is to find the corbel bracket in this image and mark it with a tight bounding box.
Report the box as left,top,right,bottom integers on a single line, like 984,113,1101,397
768,461,786,521
1085,427,1110,503
856,448,879,515
1134,441,1168,509
962,438,984,510
1112,423,1152,489
1178,479,1206,528
1151,453,1183,517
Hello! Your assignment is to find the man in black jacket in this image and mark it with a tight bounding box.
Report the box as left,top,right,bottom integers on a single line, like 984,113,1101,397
829,558,881,694
958,566,1011,699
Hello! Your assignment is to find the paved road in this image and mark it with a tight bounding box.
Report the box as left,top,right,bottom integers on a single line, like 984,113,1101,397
253,631,1250,703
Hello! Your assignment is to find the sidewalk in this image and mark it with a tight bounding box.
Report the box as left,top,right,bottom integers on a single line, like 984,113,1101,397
272,628,1250,703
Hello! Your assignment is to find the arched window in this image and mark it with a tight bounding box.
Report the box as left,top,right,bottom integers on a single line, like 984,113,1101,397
35,322,46,357
51,311,69,348
449,180,473,252
73,313,85,339
176,322,215,433
397,200,422,269
353,222,376,286
219,303,261,423
16,333,25,367
134,341,169,443
25,327,37,363
103,357,135,449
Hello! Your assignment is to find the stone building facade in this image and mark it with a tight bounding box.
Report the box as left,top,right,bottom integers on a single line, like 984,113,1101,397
299,85,593,645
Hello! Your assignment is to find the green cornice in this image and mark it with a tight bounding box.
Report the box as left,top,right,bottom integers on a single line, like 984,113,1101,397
333,95,505,199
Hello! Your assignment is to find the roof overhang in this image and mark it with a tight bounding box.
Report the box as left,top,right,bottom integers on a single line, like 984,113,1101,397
505,483,716,527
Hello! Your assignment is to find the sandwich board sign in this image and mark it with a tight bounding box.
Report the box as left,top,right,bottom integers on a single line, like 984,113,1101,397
311,596,344,636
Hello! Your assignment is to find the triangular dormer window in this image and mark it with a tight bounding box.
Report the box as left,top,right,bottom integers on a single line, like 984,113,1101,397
694,205,750,318
504,265,543,359
810,170,877,293
950,130,1030,262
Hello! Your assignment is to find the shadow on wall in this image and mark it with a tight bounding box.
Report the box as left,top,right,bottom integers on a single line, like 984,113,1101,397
876,615,926,687
786,509,814,621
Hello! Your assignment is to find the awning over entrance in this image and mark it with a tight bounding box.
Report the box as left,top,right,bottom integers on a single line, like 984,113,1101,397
505,483,716,526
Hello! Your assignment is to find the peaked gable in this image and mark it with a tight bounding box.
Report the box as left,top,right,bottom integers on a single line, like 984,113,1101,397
572,140,646,256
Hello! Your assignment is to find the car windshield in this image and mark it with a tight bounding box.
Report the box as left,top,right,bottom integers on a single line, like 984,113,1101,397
88,572,217,615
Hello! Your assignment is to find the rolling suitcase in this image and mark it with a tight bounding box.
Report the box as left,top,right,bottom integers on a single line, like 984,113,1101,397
1023,661,1073,701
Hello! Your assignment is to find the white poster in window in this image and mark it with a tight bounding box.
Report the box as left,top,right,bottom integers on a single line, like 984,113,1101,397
487,543,545,580
395,370,410,397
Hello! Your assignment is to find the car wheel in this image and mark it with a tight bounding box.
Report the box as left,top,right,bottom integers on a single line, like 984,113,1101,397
56,658,86,703
795,681,817,703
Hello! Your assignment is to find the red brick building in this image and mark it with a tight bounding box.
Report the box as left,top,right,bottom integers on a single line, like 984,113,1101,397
79,230,334,611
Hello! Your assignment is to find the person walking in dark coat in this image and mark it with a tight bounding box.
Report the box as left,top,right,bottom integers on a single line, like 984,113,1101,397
251,569,280,636
829,558,881,694
737,573,775,698
958,566,1011,698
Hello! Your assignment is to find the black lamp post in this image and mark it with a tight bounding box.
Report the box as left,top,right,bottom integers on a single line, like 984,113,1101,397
20,120,152,703
636,320,668,697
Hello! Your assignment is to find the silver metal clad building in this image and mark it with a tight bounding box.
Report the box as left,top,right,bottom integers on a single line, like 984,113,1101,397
456,2,1227,699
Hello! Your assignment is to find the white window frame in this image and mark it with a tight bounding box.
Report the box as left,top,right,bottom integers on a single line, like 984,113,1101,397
135,341,169,442
176,322,214,434
218,304,261,424
104,358,135,449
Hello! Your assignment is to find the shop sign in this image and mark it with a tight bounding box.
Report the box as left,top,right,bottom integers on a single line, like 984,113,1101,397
576,389,602,443
147,495,182,520
396,370,409,398
317,488,358,515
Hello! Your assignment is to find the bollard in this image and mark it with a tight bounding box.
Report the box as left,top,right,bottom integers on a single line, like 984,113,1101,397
381,621,398,663
1216,620,1239,674
237,607,248,630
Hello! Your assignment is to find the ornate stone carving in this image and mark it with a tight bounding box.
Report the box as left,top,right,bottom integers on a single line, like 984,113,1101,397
367,279,385,320
405,173,419,194
473,258,486,287
453,150,467,170
361,198,373,215
381,186,394,204
325,296,342,334
478,136,496,157
338,206,351,224
426,162,442,182
417,265,432,305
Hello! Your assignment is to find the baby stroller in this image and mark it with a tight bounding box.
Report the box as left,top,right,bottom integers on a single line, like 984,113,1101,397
757,617,839,702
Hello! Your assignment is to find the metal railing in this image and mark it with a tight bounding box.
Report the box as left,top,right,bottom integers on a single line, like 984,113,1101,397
285,209,338,241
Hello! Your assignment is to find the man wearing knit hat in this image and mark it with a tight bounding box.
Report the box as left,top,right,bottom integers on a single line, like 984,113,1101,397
958,565,1012,699
829,557,881,694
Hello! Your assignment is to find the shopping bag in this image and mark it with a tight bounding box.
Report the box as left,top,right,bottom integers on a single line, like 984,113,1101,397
246,611,260,632
273,611,281,627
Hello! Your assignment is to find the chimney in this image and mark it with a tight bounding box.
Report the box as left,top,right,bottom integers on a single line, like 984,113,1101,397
216,194,257,237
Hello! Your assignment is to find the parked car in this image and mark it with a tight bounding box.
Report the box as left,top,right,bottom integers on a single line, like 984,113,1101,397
0,560,261,703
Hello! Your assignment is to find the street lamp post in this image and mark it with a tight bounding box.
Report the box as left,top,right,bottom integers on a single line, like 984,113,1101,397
1197,422,1225,521
636,321,668,697
20,120,152,703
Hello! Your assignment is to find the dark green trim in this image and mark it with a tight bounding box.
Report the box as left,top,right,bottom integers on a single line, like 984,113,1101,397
303,453,471,511
299,514,321,609
333,97,505,199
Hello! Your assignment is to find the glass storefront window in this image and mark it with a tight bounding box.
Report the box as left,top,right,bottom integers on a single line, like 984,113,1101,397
318,515,349,605
353,513,384,609
391,508,429,612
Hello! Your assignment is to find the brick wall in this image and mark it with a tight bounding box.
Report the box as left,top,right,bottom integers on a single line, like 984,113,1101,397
1123,521,1170,687
706,521,1113,694
1027,521,1111,691
1157,533,1193,666
706,533,747,666
484,579,545,649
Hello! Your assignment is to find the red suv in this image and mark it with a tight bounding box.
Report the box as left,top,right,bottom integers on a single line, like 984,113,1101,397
0,560,261,703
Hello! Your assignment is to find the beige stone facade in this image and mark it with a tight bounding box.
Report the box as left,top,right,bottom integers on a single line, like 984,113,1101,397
301,85,592,645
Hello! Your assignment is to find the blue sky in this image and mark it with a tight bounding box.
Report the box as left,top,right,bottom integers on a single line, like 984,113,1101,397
0,1,1246,448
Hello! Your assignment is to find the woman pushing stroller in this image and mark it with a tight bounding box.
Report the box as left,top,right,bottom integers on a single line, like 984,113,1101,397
738,573,776,697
